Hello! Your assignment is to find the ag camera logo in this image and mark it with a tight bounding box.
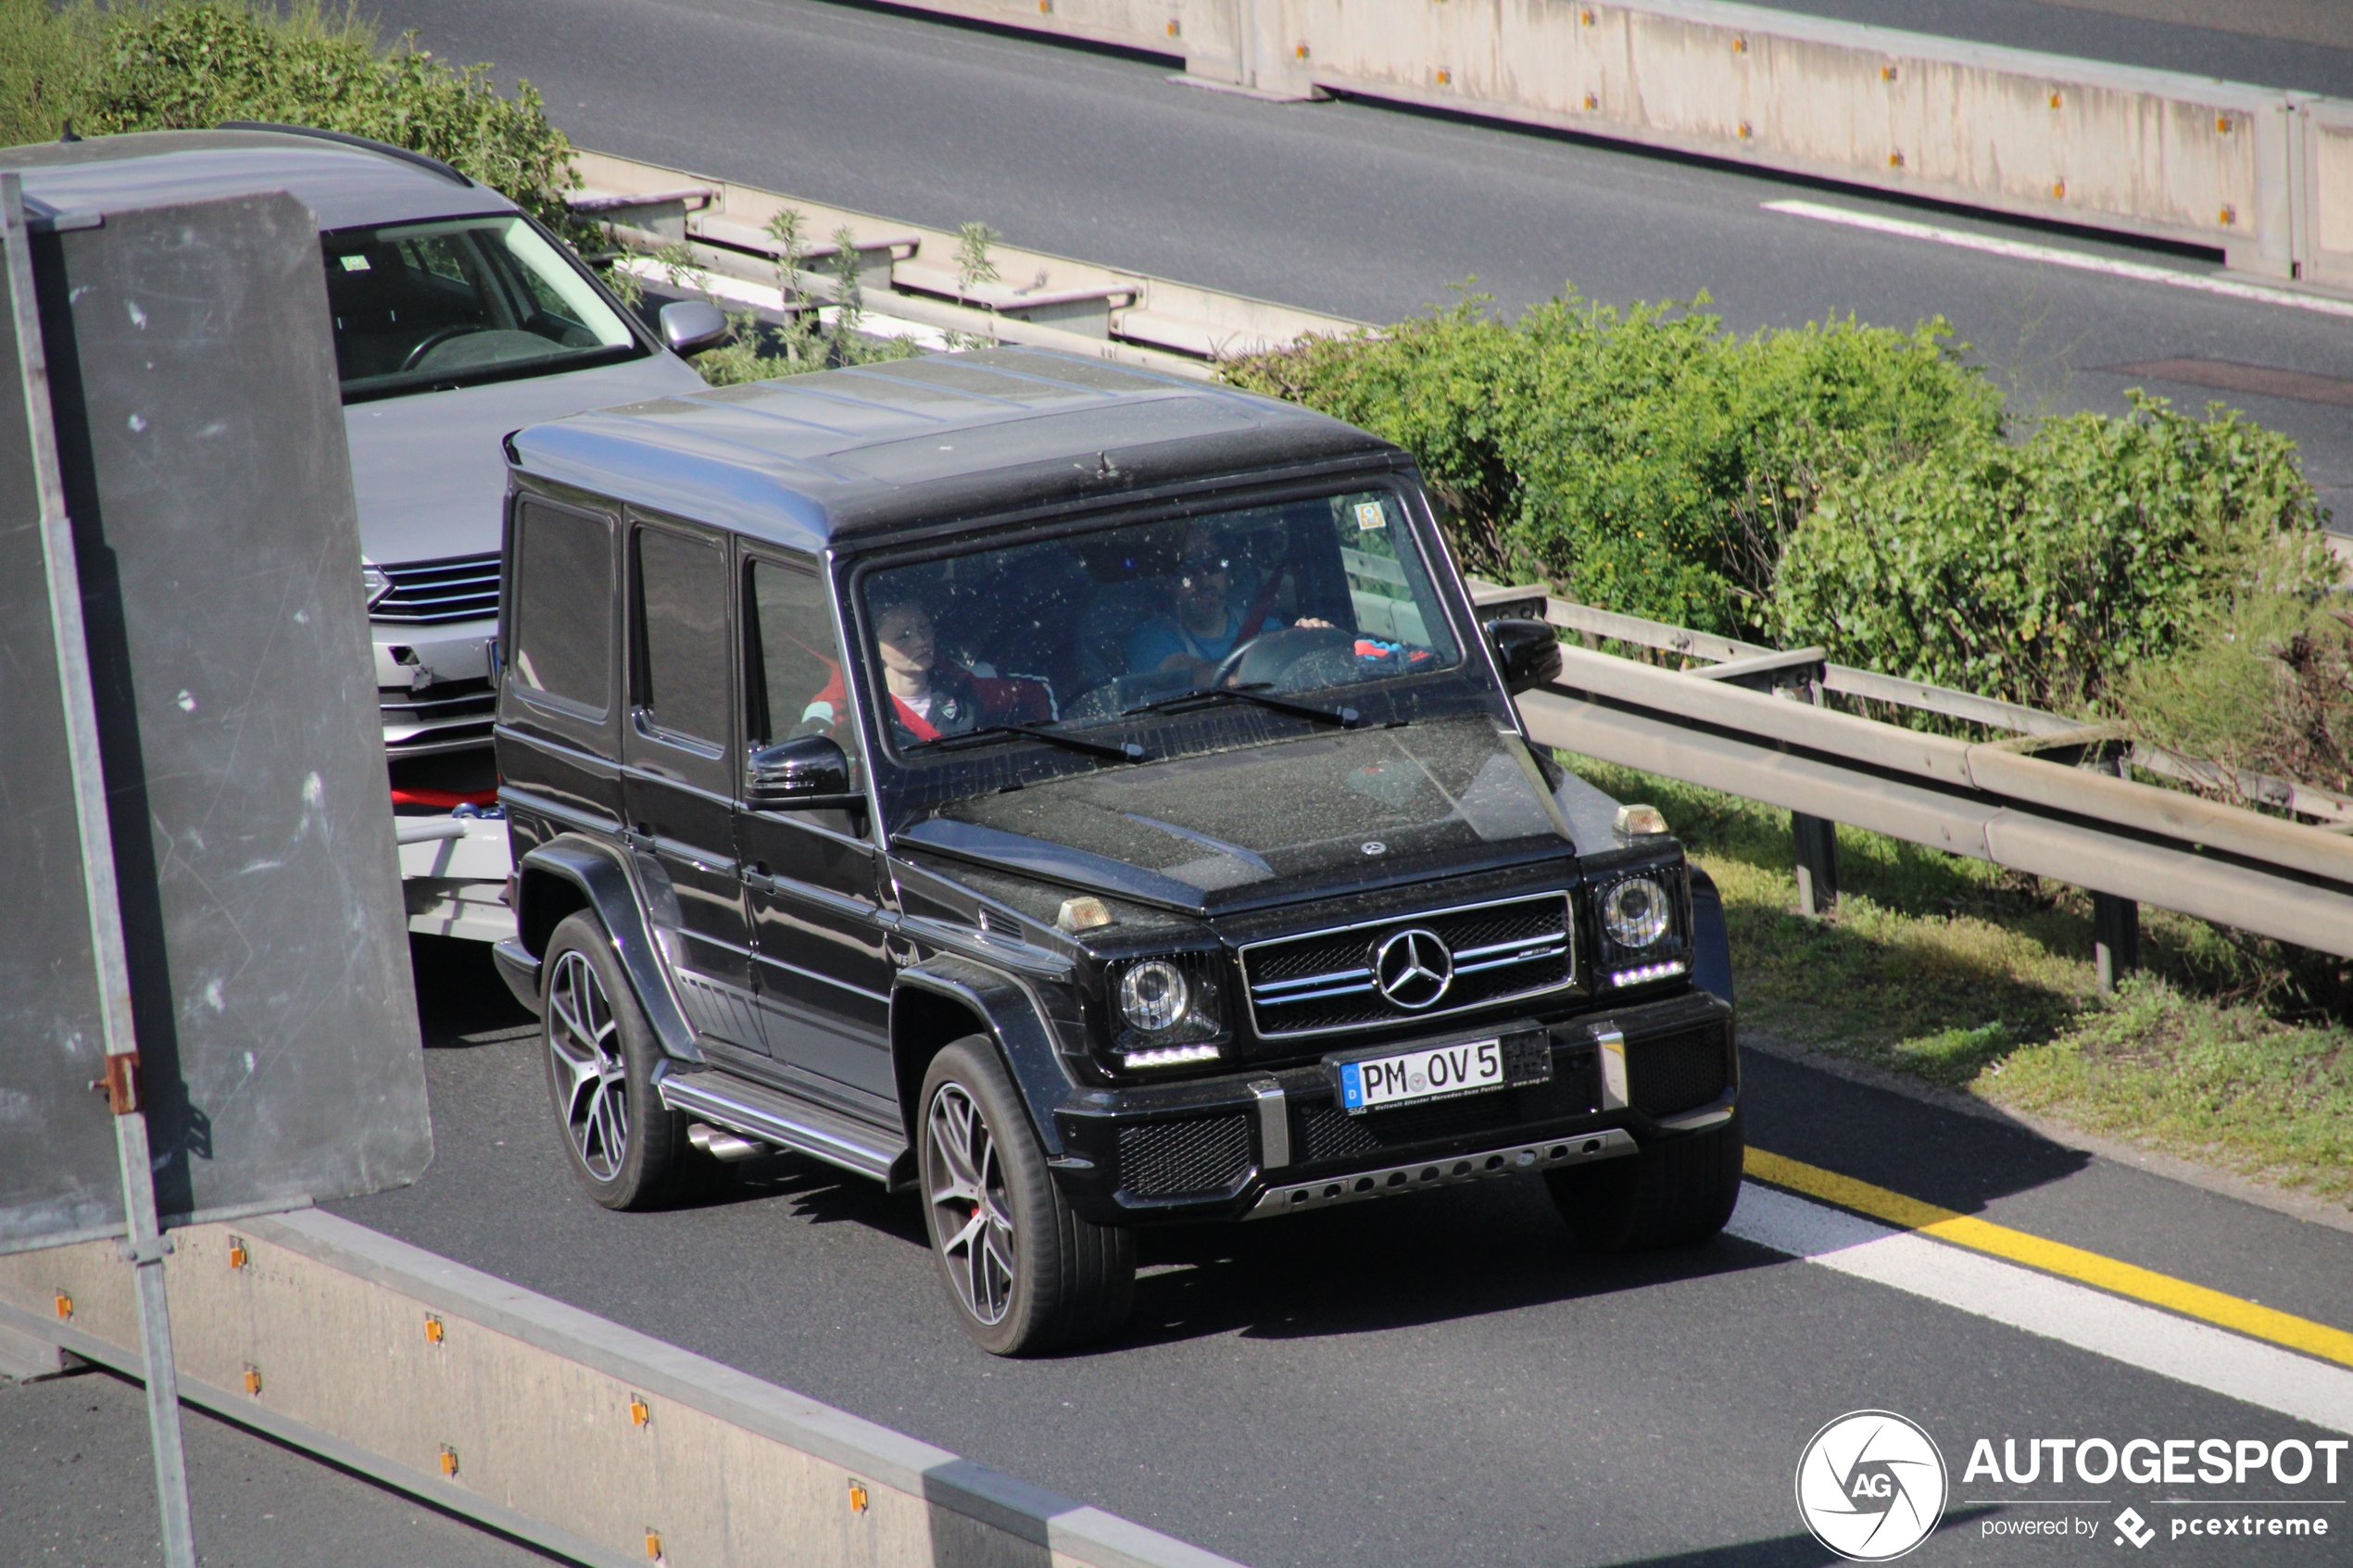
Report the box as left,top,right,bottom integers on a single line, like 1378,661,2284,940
1795,1411,1949,1562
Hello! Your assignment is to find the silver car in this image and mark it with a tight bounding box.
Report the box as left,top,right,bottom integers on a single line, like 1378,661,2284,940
2,125,715,759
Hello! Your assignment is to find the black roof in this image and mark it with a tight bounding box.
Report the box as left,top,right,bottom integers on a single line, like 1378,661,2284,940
505,347,1402,552
0,129,513,232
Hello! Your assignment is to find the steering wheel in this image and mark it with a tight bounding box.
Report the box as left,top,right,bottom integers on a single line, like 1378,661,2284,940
1208,625,1359,694
400,323,492,372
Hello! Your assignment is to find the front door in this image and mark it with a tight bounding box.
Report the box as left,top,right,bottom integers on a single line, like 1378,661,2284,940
621,519,757,1047
735,554,896,1105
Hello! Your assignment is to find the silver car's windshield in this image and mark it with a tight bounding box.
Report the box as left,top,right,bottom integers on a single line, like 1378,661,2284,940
846,489,1463,755
324,215,643,402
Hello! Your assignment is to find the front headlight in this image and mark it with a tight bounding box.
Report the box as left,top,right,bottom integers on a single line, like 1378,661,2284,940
1119,960,1190,1033
1603,876,1671,948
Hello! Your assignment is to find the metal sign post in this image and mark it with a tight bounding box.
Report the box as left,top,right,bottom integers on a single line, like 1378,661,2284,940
3,169,197,1567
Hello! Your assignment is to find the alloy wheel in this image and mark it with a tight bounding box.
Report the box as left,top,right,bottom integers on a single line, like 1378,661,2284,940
925,1082,1016,1325
547,947,629,1182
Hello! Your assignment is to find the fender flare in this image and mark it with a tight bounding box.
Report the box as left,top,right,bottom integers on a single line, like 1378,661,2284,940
516,834,703,1064
892,956,1073,1158
1689,864,1735,1010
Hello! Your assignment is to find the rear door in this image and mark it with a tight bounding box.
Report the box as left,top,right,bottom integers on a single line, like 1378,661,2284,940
621,518,758,1045
734,552,896,1104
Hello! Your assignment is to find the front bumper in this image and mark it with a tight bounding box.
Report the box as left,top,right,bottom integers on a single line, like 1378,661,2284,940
1047,987,1736,1225
375,618,497,756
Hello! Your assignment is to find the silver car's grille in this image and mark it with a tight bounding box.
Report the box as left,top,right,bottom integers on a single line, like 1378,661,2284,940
373,551,500,624
1239,892,1575,1040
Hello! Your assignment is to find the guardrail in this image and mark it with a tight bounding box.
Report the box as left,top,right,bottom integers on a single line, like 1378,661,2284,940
885,0,2353,289
570,150,1363,375
1466,581,2353,980
0,1212,1240,1568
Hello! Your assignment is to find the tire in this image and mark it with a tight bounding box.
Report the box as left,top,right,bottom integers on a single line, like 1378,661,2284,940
918,1036,1135,1355
540,910,692,1210
1546,1110,1744,1252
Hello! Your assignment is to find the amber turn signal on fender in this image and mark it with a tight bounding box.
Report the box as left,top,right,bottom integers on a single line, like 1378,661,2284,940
1616,803,1669,837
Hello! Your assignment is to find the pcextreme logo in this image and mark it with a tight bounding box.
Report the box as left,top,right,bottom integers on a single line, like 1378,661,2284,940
1796,1410,1951,1562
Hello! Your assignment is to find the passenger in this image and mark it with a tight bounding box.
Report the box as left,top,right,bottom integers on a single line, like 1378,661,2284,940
1125,523,1329,686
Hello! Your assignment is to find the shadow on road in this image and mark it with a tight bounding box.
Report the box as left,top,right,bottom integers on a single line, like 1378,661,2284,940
1587,1509,1994,1567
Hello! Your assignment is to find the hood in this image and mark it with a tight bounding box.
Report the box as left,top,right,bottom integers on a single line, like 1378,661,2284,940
901,713,1581,915
343,353,707,566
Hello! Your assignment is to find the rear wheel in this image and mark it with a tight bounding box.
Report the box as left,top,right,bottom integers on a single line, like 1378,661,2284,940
541,910,691,1210
918,1037,1134,1355
1546,1110,1743,1252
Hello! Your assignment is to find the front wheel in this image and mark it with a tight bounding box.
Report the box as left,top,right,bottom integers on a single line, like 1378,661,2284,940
918,1037,1134,1355
1546,1110,1744,1252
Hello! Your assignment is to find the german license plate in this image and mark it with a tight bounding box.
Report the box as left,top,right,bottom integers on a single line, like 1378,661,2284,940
1337,1037,1504,1113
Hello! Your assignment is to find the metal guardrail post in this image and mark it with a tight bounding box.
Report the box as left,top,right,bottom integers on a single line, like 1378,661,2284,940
1793,811,1840,920
2094,753,2139,991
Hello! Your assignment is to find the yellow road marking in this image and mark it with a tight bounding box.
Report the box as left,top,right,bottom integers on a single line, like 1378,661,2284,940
1746,1148,2353,1372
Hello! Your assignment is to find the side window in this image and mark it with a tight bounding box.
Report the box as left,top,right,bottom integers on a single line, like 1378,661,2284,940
511,499,612,716
749,558,862,771
633,525,731,747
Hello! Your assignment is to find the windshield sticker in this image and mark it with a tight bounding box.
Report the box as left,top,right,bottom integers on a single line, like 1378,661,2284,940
339,255,371,271
1353,501,1387,532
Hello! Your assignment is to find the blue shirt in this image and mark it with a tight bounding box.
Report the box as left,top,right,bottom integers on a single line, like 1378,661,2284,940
1127,608,1257,674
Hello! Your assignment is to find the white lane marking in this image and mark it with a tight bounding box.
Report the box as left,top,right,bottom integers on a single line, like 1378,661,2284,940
1763,199,2353,322
1729,1184,2353,1434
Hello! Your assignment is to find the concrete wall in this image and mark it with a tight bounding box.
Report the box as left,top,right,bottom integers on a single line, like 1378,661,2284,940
0,1212,1242,1568
881,0,2353,286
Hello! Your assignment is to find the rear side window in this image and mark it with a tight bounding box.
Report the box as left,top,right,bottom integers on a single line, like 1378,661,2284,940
634,526,730,746
511,499,611,715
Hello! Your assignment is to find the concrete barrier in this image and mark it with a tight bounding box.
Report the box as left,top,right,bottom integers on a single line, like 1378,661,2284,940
882,0,2353,286
0,1212,1243,1568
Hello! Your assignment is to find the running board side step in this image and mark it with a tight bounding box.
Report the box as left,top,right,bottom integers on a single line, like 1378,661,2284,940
659,1071,906,1184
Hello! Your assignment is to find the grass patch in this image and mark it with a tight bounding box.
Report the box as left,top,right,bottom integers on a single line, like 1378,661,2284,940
1567,754,2353,1205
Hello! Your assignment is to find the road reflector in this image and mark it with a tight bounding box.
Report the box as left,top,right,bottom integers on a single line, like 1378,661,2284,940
242,1364,262,1397
227,1236,247,1270
630,1395,651,1427
53,1290,70,1320
424,1313,446,1346
849,1479,871,1513
439,1445,459,1477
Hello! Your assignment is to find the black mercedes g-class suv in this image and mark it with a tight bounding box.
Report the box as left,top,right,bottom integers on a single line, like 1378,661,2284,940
490,348,1740,1354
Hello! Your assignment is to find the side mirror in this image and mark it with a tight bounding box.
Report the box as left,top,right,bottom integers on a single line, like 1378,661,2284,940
746,734,860,809
658,298,730,357
1486,617,1563,696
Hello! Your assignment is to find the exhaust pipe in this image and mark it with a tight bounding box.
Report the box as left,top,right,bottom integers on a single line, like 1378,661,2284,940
688,1123,768,1162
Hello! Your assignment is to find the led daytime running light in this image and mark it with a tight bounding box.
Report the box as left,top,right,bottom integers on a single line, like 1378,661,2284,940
1120,1042,1222,1070
1609,959,1688,988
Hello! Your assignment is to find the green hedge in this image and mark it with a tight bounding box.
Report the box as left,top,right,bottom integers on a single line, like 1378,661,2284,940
1226,293,2001,637
0,2,577,227
1770,395,2334,713
1227,294,2334,719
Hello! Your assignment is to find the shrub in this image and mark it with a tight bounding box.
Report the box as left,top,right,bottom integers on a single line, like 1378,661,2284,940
1770,395,2334,713
0,3,578,227
1225,291,2000,636
2117,588,2353,798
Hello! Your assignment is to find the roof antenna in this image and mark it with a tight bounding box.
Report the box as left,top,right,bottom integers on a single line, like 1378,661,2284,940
58,119,81,144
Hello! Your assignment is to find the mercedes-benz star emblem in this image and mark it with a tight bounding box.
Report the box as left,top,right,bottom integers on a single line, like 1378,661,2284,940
1373,927,1453,1010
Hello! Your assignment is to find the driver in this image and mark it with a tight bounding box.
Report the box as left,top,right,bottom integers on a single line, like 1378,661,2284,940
1126,523,1328,686
870,592,982,746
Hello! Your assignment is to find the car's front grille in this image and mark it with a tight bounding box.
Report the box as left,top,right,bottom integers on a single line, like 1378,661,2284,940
1629,1022,1730,1118
1240,892,1575,1039
373,551,500,624
1115,1113,1253,1199
381,676,496,753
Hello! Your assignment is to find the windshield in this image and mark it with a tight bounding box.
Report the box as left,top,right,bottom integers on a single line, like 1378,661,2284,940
851,488,1462,757
322,215,642,401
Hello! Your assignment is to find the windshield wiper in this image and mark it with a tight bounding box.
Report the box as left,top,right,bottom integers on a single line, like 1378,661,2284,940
1124,684,1361,728
913,722,1146,762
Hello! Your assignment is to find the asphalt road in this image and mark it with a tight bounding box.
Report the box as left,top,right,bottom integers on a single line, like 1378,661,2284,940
324,939,2353,1568
363,0,2353,524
